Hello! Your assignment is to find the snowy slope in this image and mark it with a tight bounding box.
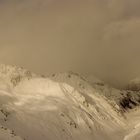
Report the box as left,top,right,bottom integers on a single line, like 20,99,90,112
0,78,125,140
0,65,140,140
50,72,140,111
0,125,23,140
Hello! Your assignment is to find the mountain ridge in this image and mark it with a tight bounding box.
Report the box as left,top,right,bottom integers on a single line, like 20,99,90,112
0,64,140,140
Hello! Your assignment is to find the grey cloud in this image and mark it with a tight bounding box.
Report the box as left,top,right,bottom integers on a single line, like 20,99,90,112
0,0,140,88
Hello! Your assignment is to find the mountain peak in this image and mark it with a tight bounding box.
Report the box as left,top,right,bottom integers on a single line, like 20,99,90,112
0,64,37,87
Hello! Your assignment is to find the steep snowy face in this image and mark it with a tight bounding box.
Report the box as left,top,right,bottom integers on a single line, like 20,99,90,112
0,78,125,140
0,65,140,140
49,72,140,111
0,66,126,140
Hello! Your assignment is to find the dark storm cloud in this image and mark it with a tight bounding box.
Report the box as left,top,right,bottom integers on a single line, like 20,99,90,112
0,0,140,87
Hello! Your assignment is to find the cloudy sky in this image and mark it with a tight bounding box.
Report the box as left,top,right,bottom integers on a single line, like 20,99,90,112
0,0,140,87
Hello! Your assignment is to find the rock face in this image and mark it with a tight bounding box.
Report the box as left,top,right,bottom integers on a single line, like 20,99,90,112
0,64,140,140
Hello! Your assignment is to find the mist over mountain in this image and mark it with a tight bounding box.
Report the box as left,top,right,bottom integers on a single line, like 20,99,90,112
0,0,140,88
0,0,140,139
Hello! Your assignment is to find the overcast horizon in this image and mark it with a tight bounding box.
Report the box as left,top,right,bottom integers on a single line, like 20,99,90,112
0,0,140,88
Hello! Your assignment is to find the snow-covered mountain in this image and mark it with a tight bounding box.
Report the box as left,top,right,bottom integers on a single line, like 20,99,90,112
0,64,140,140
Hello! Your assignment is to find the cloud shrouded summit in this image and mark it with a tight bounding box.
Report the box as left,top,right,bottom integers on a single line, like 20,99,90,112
0,0,140,87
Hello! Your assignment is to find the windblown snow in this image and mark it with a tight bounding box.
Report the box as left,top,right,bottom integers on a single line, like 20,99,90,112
0,64,140,140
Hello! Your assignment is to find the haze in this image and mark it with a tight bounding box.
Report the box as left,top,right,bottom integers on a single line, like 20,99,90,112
0,0,140,88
